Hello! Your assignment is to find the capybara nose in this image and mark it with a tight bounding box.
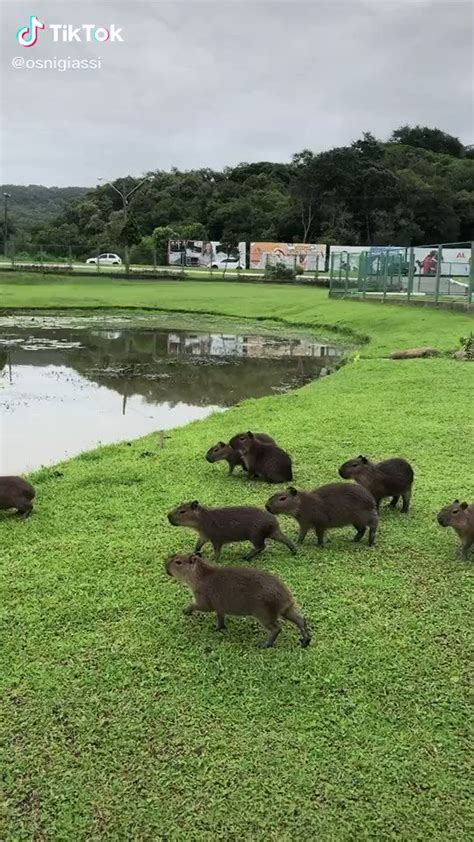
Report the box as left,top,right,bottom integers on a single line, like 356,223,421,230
338,468,344,478
437,515,446,527
167,513,175,524
205,454,212,463
265,503,272,512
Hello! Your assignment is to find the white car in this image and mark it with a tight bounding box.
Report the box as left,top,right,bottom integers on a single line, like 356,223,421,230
86,253,122,265
210,256,242,270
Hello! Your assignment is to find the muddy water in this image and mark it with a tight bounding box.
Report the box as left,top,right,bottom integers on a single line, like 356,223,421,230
0,313,342,472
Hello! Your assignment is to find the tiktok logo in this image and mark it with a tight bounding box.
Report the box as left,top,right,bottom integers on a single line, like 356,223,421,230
17,15,45,47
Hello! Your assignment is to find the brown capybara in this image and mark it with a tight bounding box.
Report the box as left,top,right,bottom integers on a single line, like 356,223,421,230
166,552,311,648
338,456,414,512
266,483,378,546
167,500,296,561
234,432,292,483
0,476,35,518
437,500,474,560
205,442,245,475
206,433,276,475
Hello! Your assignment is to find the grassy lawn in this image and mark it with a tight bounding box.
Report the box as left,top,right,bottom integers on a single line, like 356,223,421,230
1,274,473,839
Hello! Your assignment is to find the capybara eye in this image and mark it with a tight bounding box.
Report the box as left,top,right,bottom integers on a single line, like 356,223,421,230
176,560,182,565
279,496,286,501
179,509,186,514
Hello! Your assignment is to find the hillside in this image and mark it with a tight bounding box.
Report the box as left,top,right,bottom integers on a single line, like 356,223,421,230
1,184,89,235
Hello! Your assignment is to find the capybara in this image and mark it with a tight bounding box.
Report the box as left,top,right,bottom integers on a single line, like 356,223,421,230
338,455,414,512
266,483,378,546
437,500,474,560
234,432,293,483
0,476,35,518
205,441,245,475
167,500,297,560
206,433,276,475
166,552,311,648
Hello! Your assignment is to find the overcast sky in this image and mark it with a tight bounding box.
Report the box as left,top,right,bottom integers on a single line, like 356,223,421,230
1,0,472,187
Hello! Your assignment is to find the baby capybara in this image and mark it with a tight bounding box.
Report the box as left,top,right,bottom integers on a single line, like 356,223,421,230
338,455,414,512
166,552,311,648
0,476,35,517
266,483,378,546
234,432,293,483
167,500,297,560
437,500,474,560
206,433,276,475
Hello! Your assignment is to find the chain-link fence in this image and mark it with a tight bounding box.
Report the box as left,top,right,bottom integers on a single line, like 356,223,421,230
329,243,473,305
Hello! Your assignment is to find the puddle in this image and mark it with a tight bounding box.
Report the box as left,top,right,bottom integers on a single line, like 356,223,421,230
0,312,343,472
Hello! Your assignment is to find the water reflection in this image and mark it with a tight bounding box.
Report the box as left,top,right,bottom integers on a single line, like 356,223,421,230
0,316,341,472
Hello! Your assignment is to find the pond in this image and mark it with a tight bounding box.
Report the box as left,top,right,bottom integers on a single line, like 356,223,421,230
0,312,343,473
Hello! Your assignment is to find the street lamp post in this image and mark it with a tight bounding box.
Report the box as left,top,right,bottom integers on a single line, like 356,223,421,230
97,176,154,274
3,193,11,258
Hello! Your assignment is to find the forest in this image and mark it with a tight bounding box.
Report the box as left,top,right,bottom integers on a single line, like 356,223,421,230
5,126,474,260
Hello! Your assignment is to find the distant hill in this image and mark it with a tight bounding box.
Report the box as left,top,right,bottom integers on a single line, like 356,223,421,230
1,184,90,233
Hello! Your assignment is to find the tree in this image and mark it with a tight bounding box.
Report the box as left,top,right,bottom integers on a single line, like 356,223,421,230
391,125,465,158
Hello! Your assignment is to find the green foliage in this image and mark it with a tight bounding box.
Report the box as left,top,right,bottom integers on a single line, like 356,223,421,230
391,125,465,157
1,283,472,839
20,129,474,254
264,261,297,281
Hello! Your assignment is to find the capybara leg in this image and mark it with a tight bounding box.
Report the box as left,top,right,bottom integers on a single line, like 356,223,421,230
260,622,282,648
390,495,400,508
212,543,223,562
315,526,326,547
215,613,227,631
228,463,235,475
16,503,33,518
272,528,297,555
353,525,366,542
368,521,378,546
282,607,311,647
297,523,309,544
401,489,411,513
194,536,207,553
183,602,197,616
245,542,265,561
461,539,473,561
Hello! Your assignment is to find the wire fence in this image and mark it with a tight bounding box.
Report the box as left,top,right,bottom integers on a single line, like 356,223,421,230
329,243,473,305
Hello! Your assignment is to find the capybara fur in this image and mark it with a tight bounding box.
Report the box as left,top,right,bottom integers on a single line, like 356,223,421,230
266,483,378,546
167,500,297,560
166,552,310,648
338,455,414,512
437,500,474,560
234,432,292,483
206,433,276,475
390,347,439,360
0,476,35,517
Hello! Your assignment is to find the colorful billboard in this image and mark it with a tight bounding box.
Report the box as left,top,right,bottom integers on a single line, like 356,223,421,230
250,242,327,271
168,240,246,270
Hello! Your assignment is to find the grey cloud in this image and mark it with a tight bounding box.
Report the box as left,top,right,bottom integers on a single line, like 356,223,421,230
1,0,472,186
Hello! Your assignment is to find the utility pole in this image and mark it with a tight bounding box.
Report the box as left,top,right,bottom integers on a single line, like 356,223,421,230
97,175,154,274
3,193,11,258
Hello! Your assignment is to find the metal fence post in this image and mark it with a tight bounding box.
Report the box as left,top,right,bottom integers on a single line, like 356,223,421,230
361,252,367,299
40,244,44,273
382,252,387,301
68,245,73,270
407,248,414,303
469,241,474,305
97,249,101,273
152,247,157,271
344,252,349,294
434,245,442,304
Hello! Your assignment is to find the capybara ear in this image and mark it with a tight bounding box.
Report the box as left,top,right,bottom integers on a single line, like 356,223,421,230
218,441,226,446
190,554,200,564
289,486,298,496
461,502,468,509
247,431,254,439
361,456,368,463
191,500,199,509
453,499,460,504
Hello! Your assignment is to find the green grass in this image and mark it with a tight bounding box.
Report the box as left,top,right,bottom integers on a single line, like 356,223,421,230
1,275,473,839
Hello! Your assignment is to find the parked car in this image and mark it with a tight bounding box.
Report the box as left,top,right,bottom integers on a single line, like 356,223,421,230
211,256,242,270
86,253,122,265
